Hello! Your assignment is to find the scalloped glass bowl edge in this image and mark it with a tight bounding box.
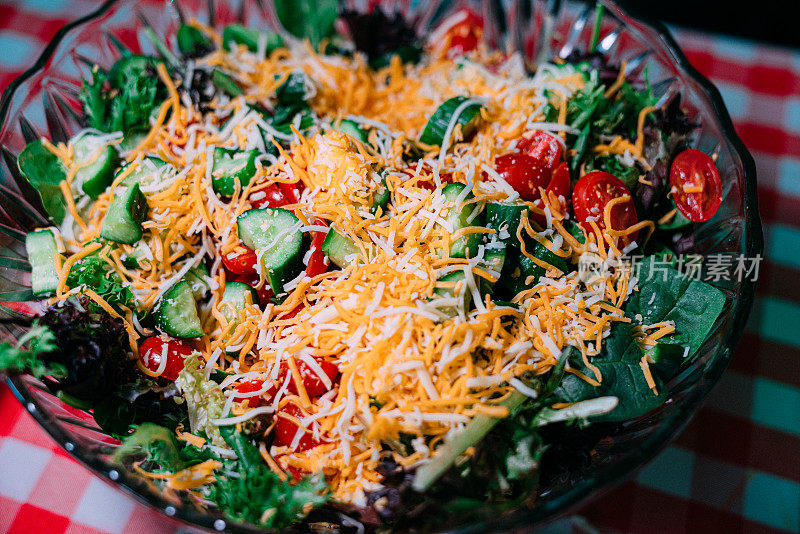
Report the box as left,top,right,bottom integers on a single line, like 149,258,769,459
0,0,762,532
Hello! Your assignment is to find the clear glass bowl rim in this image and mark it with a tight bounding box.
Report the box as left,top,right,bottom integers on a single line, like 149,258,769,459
0,0,763,532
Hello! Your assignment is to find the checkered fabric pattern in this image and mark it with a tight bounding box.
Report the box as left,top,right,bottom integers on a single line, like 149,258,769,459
0,2,798,533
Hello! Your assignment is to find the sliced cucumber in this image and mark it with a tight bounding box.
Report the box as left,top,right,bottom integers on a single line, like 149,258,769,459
321,228,362,268
486,202,527,249
336,119,368,143
121,249,148,269
442,183,482,258
236,208,303,295
499,242,569,295
419,96,482,146
433,271,471,318
184,263,210,300
211,69,242,97
222,25,283,56
100,183,148,244
71,132,121,199
220,281,257,329
211,148,258,197
155,280,204,338
479,248,506,295
25,228,62,297
118,156,168,189
370,174,391,215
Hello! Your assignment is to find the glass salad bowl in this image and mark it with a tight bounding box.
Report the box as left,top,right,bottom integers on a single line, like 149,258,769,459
0,0,762,532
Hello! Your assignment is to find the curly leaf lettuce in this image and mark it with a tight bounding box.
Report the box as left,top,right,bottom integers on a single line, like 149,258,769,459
176,353,226,446
0,324,63,379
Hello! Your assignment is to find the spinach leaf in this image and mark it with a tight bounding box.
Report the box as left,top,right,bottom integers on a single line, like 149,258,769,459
16,140,68,223
0,324,63,379
79,55,166,134
627,257,726,358
275,71,310,107
93,389,188,437
177,24,214,58
555,323,667,422
274,0,338,48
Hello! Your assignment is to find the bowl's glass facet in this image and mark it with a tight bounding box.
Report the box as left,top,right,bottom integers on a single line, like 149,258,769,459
0,0,761,532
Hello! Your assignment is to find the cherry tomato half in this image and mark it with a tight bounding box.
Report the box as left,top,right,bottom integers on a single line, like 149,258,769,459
305,221,329,278
441,10,483,58
518,131,562,171
669,149,723,223
221,246,258,276
273,403,321,451
287,358,339,398
251,182,301,209
531,161,571,225
494,152,551,202
232,379,273,407
139,336,195,381
572,171,639,246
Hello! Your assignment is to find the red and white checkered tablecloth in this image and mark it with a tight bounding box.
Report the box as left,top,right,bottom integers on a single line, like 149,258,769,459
1,2,799,533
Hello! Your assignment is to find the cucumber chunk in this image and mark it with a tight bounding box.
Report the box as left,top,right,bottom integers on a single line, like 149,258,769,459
71,132,121,199
321,228,362,268
100,183,148,244
485,202,527,249
211,69,242,97
25,228,62,297
117,156,169,189
220,281,257,329
155,280,204,338
479,248,506,295
236,208,303,295
419,96,482,146
370,175,391,215
184,263,211,300
434,271,471,318
211,148,258,197
335,119,368,143
222,25,283,56
442,182,483,258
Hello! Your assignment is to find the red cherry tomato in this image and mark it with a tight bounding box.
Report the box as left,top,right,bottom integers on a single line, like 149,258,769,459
283,464,305,480
138,336,195,381
287,358,339,398
572,171,639,246
221,246,258,276
306,221,329,278
417,172,454,192
518,131,562,170
251,182,301,209
669,149,723,223
273,403,321,451
232,379,274,407
230,273,273,305
531,162,572,225
546,161,571,200
441,10,483,58
494,153,551,202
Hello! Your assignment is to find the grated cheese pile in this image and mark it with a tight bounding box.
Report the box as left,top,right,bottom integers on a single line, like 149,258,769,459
46,28,670,505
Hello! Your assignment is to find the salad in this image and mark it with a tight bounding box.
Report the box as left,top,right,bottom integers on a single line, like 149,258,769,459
2,3,728,531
